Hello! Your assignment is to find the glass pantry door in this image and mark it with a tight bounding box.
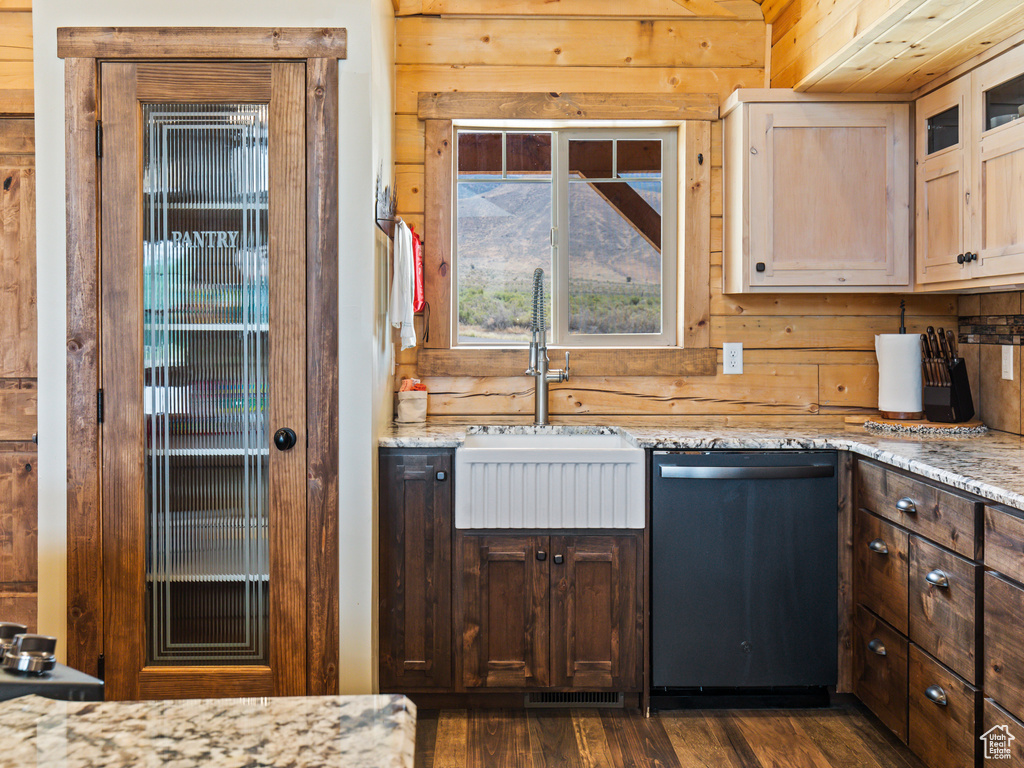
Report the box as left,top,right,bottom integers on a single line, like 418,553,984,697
99,61,306,700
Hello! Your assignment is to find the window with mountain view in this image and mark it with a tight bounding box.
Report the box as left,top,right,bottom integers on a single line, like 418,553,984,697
454,127,678,347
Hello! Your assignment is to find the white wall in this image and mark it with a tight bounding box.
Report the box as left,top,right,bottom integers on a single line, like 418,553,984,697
33,0,394,691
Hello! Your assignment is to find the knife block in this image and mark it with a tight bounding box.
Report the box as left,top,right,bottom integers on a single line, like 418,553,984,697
923,358,975,423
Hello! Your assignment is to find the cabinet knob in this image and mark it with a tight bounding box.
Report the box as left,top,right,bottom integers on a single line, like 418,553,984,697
755,262,766,273
868,538,889,554
435,471,447,482
925,685,948,706
536,550,547,561
273,427,297,451
957,253,965,264
896,497,917,515
553,554,564,565
867,638,887,656
925,569,950,588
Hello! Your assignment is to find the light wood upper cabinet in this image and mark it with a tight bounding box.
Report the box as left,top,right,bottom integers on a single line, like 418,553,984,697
916,79,971,286
917,43,1024,289
973,46,1024,281
723,92,912,293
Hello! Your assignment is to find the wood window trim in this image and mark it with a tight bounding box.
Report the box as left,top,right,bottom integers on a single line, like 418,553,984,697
56,27,347,60
419,92,713,377
62,36,341,695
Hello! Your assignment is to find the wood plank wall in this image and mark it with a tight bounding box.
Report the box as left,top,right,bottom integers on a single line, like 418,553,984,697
0,0,33,114
0,118,37,629
392,2,958,418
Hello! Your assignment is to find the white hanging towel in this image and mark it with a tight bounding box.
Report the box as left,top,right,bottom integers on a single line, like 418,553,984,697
389,219,417,350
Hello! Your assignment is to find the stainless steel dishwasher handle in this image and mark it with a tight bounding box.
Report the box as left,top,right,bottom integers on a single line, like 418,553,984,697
658,465,836,480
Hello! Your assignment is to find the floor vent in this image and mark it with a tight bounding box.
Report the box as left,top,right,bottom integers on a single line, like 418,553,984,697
525,692,624,709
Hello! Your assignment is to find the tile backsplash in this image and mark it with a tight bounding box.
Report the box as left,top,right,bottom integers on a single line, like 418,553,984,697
958,293,1024,435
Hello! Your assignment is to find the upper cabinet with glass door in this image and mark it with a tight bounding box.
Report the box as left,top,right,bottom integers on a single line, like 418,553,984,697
917,43,1024,289
722,91,912,293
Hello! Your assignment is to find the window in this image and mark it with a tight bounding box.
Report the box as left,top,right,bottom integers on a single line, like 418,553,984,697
454,125,678,347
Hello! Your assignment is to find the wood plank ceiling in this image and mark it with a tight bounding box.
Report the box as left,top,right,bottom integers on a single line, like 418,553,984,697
765,0,1024,93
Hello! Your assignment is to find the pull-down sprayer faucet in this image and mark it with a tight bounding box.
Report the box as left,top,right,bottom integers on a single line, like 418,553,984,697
526,268,569,426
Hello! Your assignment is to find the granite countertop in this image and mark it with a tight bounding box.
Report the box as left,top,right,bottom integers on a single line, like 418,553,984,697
2,693,416,768
380,416,1024,510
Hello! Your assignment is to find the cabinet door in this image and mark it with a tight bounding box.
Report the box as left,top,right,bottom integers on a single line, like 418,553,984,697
916,78,971,286
99,61,307,700
908,644,978,768
854,508,909,635
378,450,452,691
908,536,978,684
746,102,910,288
550,535,641,691
853,604,908,742
457,534,550,689
972,47,1024,280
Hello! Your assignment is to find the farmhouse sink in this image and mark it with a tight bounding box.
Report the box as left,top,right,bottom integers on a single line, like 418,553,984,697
454,429,645,529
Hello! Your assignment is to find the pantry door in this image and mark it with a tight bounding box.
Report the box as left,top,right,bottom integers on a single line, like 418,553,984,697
99,61,306,700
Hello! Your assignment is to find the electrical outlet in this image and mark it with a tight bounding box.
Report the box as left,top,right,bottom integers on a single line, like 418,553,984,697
1003,345,1015,380
723,342,743,375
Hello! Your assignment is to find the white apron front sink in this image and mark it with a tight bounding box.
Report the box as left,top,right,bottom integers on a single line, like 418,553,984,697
454,429,645,529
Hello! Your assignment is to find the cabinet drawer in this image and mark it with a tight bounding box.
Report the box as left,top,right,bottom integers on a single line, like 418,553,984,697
909,536,978,684
855,508,909,634
908,644,978,768
853,604,908,742
982,698,1024,765
985,506,1024,585
857,461,977,558
985,572,1024,723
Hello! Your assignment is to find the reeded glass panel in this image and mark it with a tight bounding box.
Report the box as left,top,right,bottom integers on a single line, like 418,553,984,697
143,103,270,665
567,138,662,336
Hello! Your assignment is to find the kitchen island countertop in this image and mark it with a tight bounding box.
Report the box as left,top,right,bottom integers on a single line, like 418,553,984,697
2,693,415,768
380,416,1024,510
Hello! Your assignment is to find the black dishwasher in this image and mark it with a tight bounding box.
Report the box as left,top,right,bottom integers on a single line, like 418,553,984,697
651,451,838,707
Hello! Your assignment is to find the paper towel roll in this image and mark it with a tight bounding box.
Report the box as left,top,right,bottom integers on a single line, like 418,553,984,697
875,334,923,415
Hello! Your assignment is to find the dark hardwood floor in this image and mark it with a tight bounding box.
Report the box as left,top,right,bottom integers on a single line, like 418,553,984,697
414,703,928,768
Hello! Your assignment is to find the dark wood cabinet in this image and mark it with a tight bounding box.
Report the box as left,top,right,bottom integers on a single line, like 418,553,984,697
984,571,1024,723
456,534,550,689
550,535,641,691
853,604,909,742
378,449,453,691
908,644,978,768
909,536,978,684
456,531,641,692
854,506,909,634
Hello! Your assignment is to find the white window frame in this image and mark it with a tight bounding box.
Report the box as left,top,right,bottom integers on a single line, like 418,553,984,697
452,121,679,348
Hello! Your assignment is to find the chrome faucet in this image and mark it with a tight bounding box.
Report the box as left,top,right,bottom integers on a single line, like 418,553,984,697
526,268,569,426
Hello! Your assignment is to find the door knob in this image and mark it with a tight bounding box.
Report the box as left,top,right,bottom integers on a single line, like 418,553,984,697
274,427,297,451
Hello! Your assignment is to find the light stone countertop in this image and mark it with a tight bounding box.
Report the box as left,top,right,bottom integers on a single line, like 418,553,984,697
1,693,416,768
380,416,1024,510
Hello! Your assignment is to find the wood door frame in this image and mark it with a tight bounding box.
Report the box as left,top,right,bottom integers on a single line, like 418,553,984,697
61,29,343,695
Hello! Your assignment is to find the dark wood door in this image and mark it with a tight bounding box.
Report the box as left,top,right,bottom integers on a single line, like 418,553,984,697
99,61,306,700
457,533,550,689
378,449,452,691
550,534,641,690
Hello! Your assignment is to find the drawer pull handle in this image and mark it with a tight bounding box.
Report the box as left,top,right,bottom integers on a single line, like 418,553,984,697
925,685,948,706
868,539,889,554
896,497,917,515
867,638,887,656
926,569,950,588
